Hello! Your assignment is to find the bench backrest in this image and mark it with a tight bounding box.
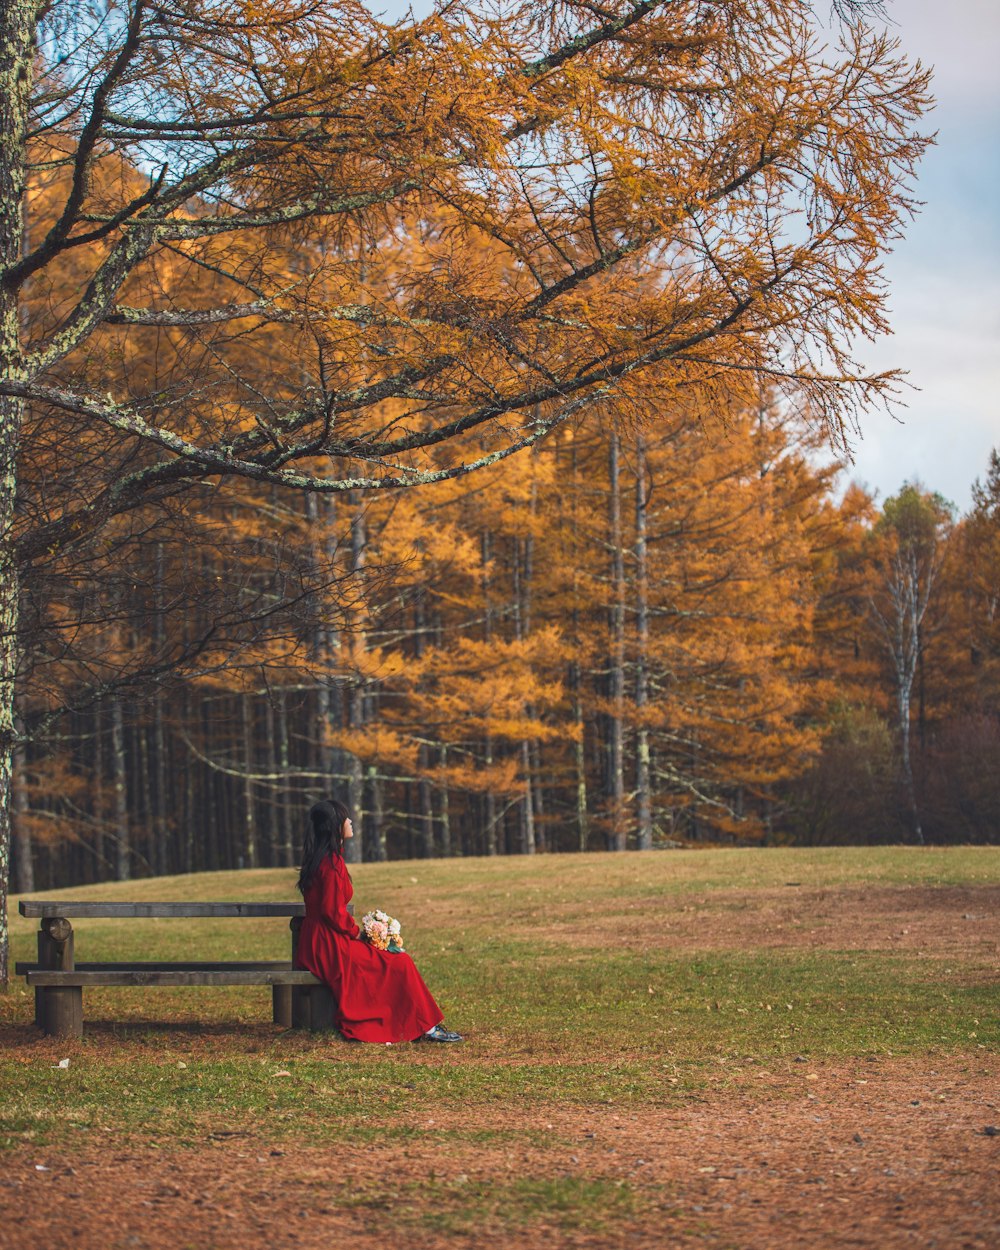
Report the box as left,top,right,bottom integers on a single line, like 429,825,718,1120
19,901,305,918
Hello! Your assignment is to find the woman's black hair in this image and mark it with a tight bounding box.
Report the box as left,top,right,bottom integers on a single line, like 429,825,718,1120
297,799,351,895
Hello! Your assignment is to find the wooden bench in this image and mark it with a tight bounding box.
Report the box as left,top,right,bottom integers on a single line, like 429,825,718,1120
17,900,342,1039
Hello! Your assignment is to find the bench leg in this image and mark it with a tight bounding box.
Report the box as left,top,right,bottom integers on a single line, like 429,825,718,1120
306,986,336,1032
289,985,337,1031
38,918,78,1038
272,984,292,1028
290,985,311,1029
41,986,83,1040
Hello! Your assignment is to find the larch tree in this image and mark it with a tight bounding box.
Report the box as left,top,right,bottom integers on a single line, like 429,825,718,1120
865,484,954,843
960,450,1000,711
0,0,931,976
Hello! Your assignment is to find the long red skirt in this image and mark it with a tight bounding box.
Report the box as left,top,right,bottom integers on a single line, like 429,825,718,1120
296,854,443,1043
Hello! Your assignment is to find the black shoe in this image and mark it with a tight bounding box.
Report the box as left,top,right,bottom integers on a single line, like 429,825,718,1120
420,1024,463,1043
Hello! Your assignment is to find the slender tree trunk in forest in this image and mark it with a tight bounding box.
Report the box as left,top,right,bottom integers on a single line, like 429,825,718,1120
439,747,452,857
110,697,130,880
607,425,627,851
573,675,589,852
412,585,435,859
514,529,536,856
240,692,258,869
0,0,33,977
346,683,364,860
263,694,279,867
182,700,197,872
418,756,435,858
519,739,536,855
568,440,590,853
484,737,497,856
634,435,652,851
150,706,168,875
403,782,414,858
195,696,211,872
362,680,385,861
530,740,545,852
153,544,169,876
276,689,294,866
343,494,366,863
137,717,156,873
307,493,339,781
12,738,33,893
93,703,106,874
481,530,497,855
365,763,386,861
869,541,936,846
897,682,923,845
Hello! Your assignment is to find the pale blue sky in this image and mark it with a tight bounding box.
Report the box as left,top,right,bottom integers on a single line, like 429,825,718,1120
370,0,1000,513
847,0,1000,512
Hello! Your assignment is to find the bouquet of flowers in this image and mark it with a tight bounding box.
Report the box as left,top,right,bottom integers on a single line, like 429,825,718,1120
360,909,404,953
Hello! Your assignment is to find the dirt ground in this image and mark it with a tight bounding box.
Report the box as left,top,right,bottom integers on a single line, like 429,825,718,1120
3,881,997,1248
2,1054,997,1250
542,884,1000,973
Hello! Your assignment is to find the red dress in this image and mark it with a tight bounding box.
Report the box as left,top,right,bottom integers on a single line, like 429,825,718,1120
297,853,443,1043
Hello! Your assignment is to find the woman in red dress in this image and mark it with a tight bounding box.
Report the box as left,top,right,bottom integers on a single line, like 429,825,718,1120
296,800,462,1044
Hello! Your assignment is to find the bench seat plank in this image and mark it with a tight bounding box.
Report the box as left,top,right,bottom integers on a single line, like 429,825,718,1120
27,970,321,987
16,961,295,975
20,901,305,919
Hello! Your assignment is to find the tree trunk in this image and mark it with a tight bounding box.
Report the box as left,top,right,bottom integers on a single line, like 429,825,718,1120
137,717,156,873
365,763,387,861
897,683,923,845
263,692,279,868
519,739,536,855
568,439,590,853
12,737,33,893
307,493,339,780
240,692,258,869
343,494,365,864
152,544,169,876
481,530,498,855
514,529,536,856
196,695,212,872
607,425,627,851
530,739,545,852
574,675,589,852
635,435,652,851
0,0,34,978
418,752,435,858
276,688,294,866
110,697,130,880
93,702,106,875
439,748,452,857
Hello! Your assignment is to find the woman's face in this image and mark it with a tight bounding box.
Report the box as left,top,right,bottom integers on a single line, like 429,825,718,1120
342,817,354,840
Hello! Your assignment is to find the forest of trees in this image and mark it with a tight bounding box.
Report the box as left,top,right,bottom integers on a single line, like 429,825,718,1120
1,0,959,949
12,421,1000,890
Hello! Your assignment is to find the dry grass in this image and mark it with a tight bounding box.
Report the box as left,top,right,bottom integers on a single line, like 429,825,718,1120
1,846,998,1248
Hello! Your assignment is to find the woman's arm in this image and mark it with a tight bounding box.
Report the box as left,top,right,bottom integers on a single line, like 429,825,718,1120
319,858,361,938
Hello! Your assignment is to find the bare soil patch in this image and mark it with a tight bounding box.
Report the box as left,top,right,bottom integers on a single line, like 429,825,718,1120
2,1054,997,1250
543,885,1000,968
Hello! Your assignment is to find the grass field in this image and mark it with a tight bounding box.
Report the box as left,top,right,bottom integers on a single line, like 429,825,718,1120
1,846,997,1249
